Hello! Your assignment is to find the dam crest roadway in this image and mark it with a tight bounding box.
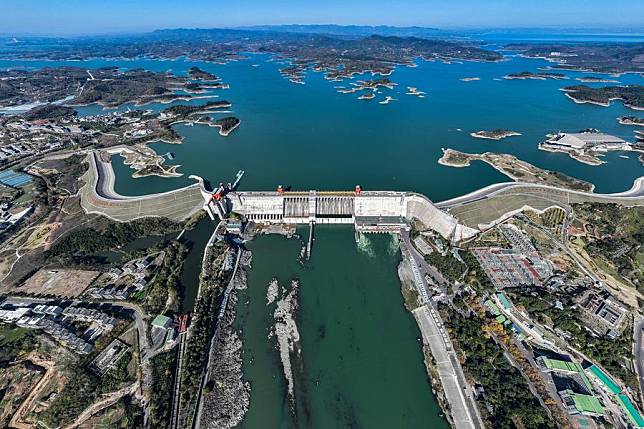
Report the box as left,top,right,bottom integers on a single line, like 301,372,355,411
80,150,644,243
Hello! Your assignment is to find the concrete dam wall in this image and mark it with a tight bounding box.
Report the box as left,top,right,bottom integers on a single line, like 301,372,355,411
211,190,479,241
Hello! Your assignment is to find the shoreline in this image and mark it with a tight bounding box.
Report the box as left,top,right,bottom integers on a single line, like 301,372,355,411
469,130,521,140
537,143,605,166
562,91,643,111
618,117,644,127
396,260,455,427
438,148,595,192
213,119,241,136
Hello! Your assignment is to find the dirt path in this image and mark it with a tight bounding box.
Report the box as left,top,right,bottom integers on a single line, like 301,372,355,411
62,383,137,429
9,355,56,429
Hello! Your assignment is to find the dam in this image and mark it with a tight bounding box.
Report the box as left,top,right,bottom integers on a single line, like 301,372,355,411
80,151,644,244
197,182,480,242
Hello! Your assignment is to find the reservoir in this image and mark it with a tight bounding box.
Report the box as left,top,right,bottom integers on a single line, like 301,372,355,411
1,43,642,427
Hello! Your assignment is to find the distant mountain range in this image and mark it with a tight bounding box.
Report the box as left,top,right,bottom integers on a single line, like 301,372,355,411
234,24,446,38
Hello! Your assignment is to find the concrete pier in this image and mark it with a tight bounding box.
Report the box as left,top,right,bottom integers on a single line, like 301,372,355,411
306,221,314,260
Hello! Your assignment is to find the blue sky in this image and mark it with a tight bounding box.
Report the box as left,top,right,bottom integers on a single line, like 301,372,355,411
3,0,643,35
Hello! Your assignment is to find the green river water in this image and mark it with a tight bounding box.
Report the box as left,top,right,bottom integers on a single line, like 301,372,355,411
237,227,447,429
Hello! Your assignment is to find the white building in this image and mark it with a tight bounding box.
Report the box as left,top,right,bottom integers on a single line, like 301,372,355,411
546,132,626,150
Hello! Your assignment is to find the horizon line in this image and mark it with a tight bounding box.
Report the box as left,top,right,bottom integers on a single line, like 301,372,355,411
2,23,644,39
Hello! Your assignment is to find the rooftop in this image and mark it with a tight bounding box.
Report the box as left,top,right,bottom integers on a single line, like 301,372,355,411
548,132,626,150
152,314,171,328
569,392,605,415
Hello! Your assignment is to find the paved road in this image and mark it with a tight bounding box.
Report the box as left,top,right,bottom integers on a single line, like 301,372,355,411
436,177,644,209
81,151,203,222
413,305,483,429
170,331,187,429
401,230,448,289
399,233,483,429
634,318,644,409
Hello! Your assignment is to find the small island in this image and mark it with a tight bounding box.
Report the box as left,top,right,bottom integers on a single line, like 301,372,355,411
337,78,395,94
438,148,593,192
212,117,241,136
576,76,619,83
618,116,644,126
188,66,220,81
358,92,375,100
470,129,521,140
561,85,644,110
504,71,567,80
406,87,426,97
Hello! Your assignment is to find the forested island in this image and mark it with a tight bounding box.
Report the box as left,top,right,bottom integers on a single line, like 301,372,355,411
561,85,644,110
188,66,220,81
504,71,566,80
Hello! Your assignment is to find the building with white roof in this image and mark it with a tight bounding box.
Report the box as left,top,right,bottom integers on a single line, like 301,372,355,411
545,132,626,150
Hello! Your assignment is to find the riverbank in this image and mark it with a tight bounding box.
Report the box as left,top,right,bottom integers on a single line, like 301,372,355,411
396,259,454,425
236,230,449,428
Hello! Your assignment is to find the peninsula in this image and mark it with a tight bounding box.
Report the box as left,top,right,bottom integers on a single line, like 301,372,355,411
212,117,241,136
618,116,644,126
438,148,594,192
504,43,644,74
561,85,644,110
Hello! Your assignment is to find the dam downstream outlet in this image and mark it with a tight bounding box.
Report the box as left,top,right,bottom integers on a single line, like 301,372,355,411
235,226,449,429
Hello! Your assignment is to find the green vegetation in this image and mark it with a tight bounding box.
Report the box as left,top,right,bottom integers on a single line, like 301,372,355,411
572,203,644,293
506,71,565,80
424,250,465,282
563,85,644,109
46,217,181,264
135,240,189,315
23,104,76,120
510,288,638,390
73,69,181,107
440,298,553,429
41,351,135,427
0,324,38,365
149,350,176,428
163,100,231,118
110,396,144,428
213,116,240,134
461,251,494,292
188,66,219,81
179,242,228,416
